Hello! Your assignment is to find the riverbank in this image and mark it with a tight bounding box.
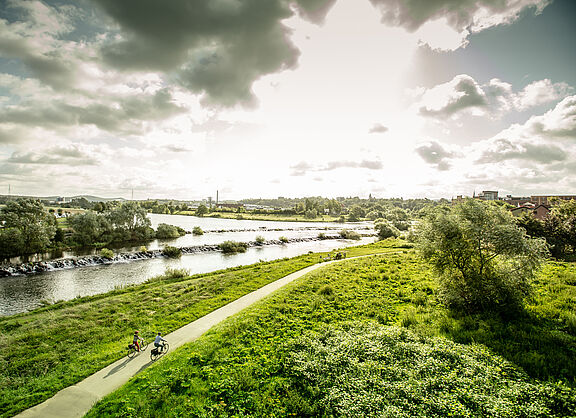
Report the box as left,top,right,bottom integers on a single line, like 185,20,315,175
0,234,374,277
87,254,576,417
176,210,344,222
0,241,400,417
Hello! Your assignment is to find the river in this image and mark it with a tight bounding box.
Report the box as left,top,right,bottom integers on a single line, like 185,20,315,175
0,214,374,316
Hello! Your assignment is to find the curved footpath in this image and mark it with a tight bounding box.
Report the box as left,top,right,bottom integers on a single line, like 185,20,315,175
17,255,371,418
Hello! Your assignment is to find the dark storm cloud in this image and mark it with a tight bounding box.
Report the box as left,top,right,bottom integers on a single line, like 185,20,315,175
0,89,186,135
93,0,335,106
368,0,549,32
415,141,454,171
369,123,389,134
476,138,567,164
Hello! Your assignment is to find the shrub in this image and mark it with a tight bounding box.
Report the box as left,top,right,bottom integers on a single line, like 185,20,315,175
279,236,289,243
99,248,114,259
339,229,361,240
317,232,327,239
162,245,182,258
139,245,148,252
219,241,248,254
255,235,266,245
156,223,185,239
375,219,400,239
162,268,189,279
192,226,204,236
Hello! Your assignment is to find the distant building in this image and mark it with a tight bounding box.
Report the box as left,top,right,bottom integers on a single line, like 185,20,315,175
531,195,576,206
477,191,499,201
510,204,550,220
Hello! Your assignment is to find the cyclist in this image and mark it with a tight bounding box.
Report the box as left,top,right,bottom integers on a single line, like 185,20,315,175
154,332,167,352
132,330,143,352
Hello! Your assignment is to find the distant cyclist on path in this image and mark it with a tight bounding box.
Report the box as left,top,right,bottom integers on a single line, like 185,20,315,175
132,330,143,351
154,332,167,350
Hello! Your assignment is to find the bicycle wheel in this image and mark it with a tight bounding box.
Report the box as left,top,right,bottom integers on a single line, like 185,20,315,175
140,339,148,351
127,346,137,359
161,342,169,355
150,347,160,361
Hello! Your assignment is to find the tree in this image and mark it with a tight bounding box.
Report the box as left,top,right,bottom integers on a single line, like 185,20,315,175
374,220,400,240
543,198,576,259
196,204,209,216
0,199,56,255
106,202,153,241
416,199,549,314
68,212,111,246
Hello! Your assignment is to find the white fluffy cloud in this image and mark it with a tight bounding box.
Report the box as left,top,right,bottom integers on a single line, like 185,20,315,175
414,74,572,119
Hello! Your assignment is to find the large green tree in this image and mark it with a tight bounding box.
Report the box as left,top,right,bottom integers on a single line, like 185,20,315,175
417,199,548,313
0,199,57,255
68,212,112,246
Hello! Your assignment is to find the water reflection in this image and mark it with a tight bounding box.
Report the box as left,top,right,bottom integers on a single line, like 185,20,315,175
0,237,374,316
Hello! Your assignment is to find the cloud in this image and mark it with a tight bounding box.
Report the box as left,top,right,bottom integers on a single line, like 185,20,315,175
527,95,576,139
415,141,455,171
92,0,336,106
369,0,550,49
290,159,383,175
5,145,100,166
290,161,313,176
417,74,487,118
476,138,567,164
415,75,573,119
369,123,389,134
0,88,186,136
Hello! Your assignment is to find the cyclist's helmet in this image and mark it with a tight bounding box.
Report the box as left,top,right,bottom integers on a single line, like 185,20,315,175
135,330,139,334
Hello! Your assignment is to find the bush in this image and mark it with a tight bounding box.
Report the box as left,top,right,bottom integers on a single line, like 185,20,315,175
255,235,266,245
139,245,148,252
162,245,182,258
219,241,248,254
162,268,189,279
375,220,400,240
339,229,361,240
317,232,327,239
192,226,204,236
156,223,186,239
279,236,289,243
99,248,114,259
287,323,576,417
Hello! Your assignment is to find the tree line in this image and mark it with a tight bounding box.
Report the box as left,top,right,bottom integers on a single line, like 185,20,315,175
0,199,187,259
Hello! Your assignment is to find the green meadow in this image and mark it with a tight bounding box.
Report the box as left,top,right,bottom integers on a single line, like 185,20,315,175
0,241,398,417
85,251,576,417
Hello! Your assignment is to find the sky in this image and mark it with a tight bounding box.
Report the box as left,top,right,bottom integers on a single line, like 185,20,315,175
0,0,575,200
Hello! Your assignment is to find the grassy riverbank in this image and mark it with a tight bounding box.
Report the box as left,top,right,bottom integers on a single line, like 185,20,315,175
0,241,399,417
176,210,343,223
87,253,576,417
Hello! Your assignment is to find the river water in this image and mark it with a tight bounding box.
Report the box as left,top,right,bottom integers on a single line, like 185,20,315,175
0,214,373,316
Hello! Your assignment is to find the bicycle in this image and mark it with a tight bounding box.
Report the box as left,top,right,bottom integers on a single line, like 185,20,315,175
150,342,170,361
126,338,148,358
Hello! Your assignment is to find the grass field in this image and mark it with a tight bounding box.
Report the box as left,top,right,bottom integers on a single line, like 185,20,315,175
176,211,344,223
86,252,576,417
0,240,400,417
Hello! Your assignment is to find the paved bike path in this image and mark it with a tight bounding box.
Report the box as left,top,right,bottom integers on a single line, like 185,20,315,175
17,257,362,418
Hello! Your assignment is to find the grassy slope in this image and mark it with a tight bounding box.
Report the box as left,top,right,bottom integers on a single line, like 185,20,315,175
87,253,576,417
0,241,399,417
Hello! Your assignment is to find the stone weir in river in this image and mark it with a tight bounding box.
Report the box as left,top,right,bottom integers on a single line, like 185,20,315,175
0,234,374,277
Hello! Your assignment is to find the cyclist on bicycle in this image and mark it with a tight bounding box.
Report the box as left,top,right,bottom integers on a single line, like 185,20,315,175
132,330,143,352
154,332,167,351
